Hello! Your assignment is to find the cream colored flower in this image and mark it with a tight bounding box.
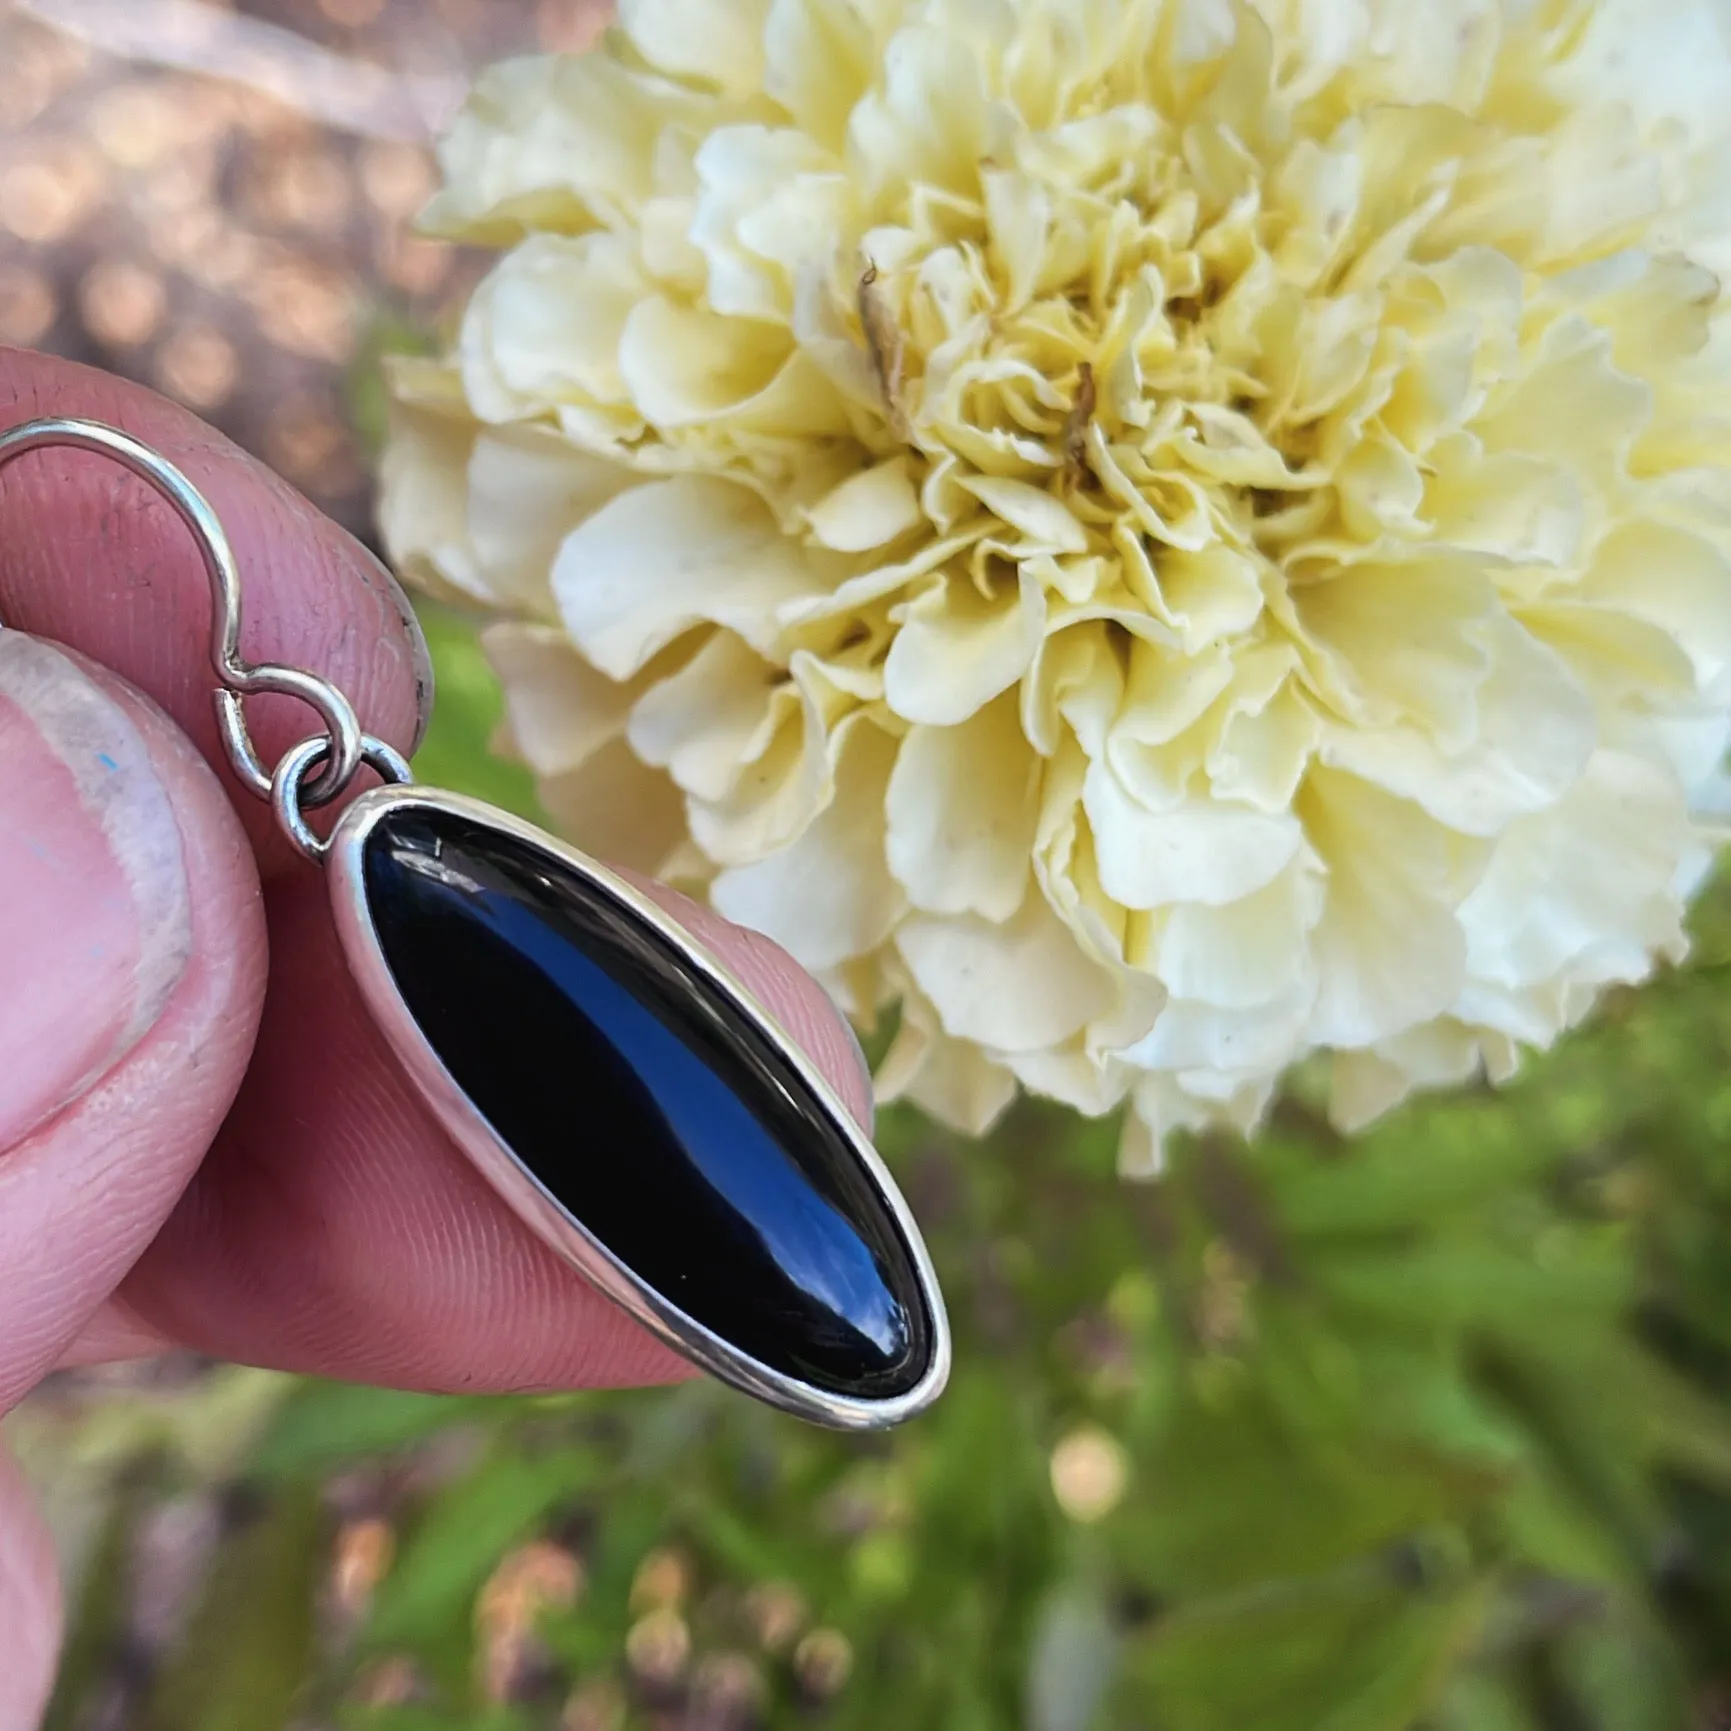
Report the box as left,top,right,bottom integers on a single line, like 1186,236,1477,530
383,0,1731,1171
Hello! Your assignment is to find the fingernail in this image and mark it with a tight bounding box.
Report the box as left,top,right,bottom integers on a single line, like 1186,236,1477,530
0,634,193,1148
364,546,436,755
838,1010,875,1100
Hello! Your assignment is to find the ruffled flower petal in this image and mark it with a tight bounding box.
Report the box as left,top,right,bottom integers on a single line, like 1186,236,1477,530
877,988,1020,1135
484,622,656,775
885,692,1039,919
423,54,706,241
883,565,1047,725
386,0,1731,1163
897,891,1117,1055
711,720,905,969
554,477,840,678
536,736,689,875
618,0,773,100
1085,760,1302,911
1303,768,1488,1048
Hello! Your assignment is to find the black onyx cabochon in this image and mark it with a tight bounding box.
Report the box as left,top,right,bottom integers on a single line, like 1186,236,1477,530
360,807,936,1401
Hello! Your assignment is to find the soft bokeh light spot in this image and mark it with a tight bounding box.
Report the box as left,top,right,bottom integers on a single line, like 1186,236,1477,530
793,1627,854,1698
624,1605,692,1686
1050,1425,1130,1523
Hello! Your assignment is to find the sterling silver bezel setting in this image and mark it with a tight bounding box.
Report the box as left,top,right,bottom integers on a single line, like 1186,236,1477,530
326,783,953,1433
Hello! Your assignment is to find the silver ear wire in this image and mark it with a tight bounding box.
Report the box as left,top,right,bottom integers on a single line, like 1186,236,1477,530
0,417,410,859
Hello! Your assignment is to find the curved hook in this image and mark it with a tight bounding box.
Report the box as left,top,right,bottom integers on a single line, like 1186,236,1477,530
0,416,363,806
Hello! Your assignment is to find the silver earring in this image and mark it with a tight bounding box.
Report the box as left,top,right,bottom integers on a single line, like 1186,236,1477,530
0,417,950,1432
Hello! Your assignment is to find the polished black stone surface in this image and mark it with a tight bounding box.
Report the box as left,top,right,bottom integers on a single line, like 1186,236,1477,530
361,807,934,1400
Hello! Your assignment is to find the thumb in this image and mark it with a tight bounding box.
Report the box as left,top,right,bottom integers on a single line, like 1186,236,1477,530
0,631,267,1727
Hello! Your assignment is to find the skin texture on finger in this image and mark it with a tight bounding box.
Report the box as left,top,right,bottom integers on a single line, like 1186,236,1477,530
0,346,430,877
120,871,876,1394
0,1446,58,1731
51,1298,173,1369
0,654,266,1409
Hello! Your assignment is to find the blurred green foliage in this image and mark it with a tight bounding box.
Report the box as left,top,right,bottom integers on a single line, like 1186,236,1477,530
31,609,1731,1730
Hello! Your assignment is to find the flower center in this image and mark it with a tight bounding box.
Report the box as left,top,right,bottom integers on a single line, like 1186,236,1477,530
848,110,1413,580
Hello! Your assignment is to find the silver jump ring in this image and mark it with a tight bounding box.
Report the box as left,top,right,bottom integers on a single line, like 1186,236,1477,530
215,674,361,808
0,417,365,808
272,733,414,862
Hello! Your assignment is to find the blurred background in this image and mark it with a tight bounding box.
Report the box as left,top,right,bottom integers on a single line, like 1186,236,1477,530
9,4,1731,1729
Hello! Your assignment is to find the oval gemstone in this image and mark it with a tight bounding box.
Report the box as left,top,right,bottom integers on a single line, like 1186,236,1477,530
360,806,936,1401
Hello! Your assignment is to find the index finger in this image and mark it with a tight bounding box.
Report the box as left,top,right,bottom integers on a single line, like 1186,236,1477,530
0,345,431,875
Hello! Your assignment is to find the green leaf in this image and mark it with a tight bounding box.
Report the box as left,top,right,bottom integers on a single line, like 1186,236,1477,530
340,1707,529,1731
365,1446,599,1650
1620,1349,1731,1485
1552,1617,1689,1731
695,1498,806,1583
43,1462,157,1731
412,606,542,817
1133,1565,1492,1731
1433,1672,1540,1731
140,1484,325,1731
1313,1242,1627,1344
251,1381,501,1480
1496,1474,1636,1587
1272,1114,1554,1237
1133,1386,1491,1595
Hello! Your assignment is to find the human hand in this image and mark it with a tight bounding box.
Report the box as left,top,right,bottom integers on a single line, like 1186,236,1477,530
0,347,875,1727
